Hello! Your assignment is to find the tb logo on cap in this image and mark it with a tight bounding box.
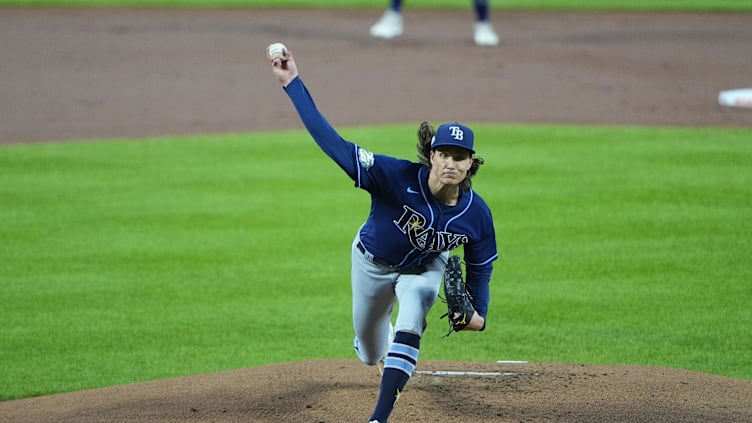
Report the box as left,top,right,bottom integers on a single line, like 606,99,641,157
432,122,475,153
449,126,464,140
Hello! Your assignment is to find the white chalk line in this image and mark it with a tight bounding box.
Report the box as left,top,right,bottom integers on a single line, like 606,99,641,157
415,370,517,377
415,361,529,377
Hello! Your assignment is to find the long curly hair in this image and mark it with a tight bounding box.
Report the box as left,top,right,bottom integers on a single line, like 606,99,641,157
416,121,484,191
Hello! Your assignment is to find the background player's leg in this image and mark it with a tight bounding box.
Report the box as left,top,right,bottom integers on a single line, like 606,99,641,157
370,0,404,39
472,0,500,46
474,0,489,21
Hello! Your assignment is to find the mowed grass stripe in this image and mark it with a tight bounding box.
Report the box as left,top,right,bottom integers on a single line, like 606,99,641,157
0,125,750,400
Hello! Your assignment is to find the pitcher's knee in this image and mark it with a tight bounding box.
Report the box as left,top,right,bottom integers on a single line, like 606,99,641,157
354,336,385,365
412,279,440,307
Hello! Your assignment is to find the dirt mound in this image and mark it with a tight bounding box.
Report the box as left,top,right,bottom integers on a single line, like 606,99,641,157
1,360,750,422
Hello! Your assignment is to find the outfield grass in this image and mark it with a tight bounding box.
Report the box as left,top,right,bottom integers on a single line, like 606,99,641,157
1,125,750,400
0,0,750,11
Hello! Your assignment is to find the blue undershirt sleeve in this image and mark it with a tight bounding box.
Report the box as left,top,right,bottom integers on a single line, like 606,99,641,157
465,263,493,320
283,76,358,177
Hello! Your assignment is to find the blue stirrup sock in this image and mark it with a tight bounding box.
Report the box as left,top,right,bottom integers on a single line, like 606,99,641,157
391,0,488,20
391,0,487,20
474,0,490,22
369,331,421,422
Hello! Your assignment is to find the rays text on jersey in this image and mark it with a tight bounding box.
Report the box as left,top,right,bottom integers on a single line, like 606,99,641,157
393,205,469,252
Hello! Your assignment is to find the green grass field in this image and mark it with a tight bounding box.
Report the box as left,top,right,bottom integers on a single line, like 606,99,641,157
1,124,750,401
1,0,751,402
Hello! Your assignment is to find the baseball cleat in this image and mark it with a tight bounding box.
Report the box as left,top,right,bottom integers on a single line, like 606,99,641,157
474,21,499,46
370,10,403,39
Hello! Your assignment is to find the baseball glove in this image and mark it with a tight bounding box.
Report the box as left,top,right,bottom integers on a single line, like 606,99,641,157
440,256,476,337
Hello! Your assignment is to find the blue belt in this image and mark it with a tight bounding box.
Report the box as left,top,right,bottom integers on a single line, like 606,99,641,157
357,241,394,268
357,241,426,274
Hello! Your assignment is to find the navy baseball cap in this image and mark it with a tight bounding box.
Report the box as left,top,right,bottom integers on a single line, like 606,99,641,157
430,122,475,154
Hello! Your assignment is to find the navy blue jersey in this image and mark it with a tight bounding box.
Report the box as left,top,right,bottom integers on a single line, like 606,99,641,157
284,76,498,317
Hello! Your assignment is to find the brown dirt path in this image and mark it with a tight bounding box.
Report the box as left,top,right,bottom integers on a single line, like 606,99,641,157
0,8,751,423
0,9,750,145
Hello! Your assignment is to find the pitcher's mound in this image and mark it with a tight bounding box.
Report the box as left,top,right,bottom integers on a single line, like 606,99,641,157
1,359,750,422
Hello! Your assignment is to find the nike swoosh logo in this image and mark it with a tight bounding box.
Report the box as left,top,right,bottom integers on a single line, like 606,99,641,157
406,187,419,194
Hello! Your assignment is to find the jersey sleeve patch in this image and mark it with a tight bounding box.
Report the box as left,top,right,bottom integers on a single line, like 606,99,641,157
358,148,375,170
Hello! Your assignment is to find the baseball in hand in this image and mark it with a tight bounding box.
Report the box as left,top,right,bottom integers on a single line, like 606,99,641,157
267,43,286,59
